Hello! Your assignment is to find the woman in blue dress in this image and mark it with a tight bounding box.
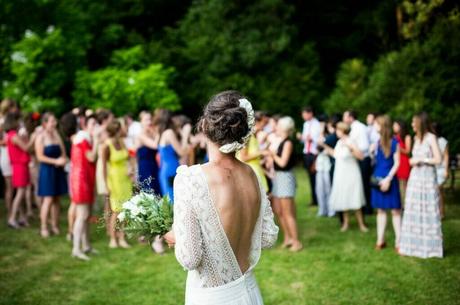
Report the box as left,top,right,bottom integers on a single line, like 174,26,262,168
371,115,401,250
36,113,68,238
154,109,191,202
135,111,161,195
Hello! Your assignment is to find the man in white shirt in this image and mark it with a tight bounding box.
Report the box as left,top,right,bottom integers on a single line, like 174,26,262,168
366,113,380,148
343,110,373,215
298,106,321,206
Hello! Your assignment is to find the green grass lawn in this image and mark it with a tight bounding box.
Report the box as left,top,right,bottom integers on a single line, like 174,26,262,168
1,168,459,305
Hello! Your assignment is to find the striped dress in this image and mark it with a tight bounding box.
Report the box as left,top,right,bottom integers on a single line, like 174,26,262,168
399,133,443,258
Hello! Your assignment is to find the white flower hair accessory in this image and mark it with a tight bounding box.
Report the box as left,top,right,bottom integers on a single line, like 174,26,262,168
219,98,255,154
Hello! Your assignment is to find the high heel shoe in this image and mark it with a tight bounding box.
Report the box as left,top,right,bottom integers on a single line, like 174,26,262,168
40,228,50,238
72,251,91,261
51,227,60,235
7,221,20,230
375,242,386,250
289,242,303,252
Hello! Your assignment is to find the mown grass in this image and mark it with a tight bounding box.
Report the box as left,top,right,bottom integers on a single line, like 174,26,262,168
1,168,459,305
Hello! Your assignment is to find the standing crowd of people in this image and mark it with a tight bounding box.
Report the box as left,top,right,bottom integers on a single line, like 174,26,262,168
0,97,450,260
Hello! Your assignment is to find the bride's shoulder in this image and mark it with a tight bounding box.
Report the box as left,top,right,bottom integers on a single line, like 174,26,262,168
175,164,204,187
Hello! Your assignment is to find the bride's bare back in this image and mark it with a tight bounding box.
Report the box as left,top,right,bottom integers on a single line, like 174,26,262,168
201,161,261,274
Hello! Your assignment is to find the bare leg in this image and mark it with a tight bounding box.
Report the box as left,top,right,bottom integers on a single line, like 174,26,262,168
117,220,130,249
104,195,111,236
109,211,118,248
40,196,53,237
282,198,302,251
8,187,26,227
51,196,60,234
25,185,34,218
72,205,91,260
67,202,76,241
272,197,291,247
391,209,402,248
376,209,387,246
4,176,13,218
399,180,407,209
341,211,349,231
355,209,369,232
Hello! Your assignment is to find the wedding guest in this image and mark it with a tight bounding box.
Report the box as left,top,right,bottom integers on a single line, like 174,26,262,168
5,113,36,228
316,120,334,217
266,116,302,252
102,119,132,248
135,111,161,194
70,115,98,260
393,120,411,206
237,112,269,192
60,112,78,241
95,110,112,235
155,109,190,202
432,123,449,219
371,115,401,250
299,106,321,206
172,115,194,165
24,112,42,213
343,110,372,215
124,113,142,157
399,112,443,258
326,122,368,232
0,99,19,219
36,113,68,238
366,112,380,148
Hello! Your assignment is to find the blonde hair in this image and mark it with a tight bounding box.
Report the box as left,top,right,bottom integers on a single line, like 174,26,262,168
336,122,351,135
0,99,17,116
376,115,392,157
278,116,295,135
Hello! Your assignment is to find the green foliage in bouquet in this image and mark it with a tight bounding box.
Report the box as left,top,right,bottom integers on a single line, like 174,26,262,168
117,192,174,242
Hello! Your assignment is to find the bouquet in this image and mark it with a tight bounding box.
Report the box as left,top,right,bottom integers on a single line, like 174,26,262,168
117,192,174,242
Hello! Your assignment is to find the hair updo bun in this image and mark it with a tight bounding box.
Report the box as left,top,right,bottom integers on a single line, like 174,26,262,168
198,90,250,146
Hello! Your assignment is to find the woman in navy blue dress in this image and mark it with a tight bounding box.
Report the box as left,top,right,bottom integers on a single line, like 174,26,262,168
371,115,401,250
135,111,161,195
36,113,68,238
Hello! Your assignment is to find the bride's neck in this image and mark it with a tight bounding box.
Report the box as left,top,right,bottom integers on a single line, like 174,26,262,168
207,141,238,166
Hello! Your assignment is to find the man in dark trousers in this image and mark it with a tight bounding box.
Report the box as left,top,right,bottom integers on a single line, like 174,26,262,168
298,106,321,206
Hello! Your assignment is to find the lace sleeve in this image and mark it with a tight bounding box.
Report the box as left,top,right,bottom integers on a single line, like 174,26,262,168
261,190,279,249
173,168,203,270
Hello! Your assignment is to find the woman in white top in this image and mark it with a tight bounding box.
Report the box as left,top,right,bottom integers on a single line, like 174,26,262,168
325,122,368,232
164,91,279,305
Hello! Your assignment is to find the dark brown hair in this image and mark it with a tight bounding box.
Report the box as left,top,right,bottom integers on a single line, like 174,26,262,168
153,108,174,135
197,90,249,146
106,120,121,138
3,112,20,132
413,112,432,141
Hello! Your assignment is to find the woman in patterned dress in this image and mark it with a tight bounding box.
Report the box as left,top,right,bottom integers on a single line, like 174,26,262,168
399,112,443,258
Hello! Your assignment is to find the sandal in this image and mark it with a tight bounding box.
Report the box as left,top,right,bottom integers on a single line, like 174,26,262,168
375,242,386,250
72,252,91,261
8,221,20,230
40,228,50,238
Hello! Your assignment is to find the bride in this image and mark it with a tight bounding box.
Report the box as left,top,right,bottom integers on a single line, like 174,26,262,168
164,91,279,305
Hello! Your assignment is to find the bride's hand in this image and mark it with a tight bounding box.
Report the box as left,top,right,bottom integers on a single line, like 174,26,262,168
164,230,176,248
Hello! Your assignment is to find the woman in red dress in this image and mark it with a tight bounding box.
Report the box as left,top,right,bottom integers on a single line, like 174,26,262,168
70,115,98,260
5,113,36,228
393,120,411,206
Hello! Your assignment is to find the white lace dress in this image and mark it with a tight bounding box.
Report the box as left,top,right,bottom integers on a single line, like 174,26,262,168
173,164,279,305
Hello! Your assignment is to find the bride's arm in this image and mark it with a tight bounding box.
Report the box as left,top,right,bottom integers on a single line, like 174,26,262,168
261,191,279,249
173,170,203,270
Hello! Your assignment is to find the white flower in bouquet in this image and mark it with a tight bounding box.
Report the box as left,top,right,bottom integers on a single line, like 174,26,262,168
117,191,174,243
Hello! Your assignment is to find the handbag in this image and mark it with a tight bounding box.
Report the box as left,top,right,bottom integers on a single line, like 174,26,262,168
370,176,384,189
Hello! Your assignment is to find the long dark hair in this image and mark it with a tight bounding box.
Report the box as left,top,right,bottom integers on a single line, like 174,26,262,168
153,109,174,135
413,112,432,141
395,119,409,140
